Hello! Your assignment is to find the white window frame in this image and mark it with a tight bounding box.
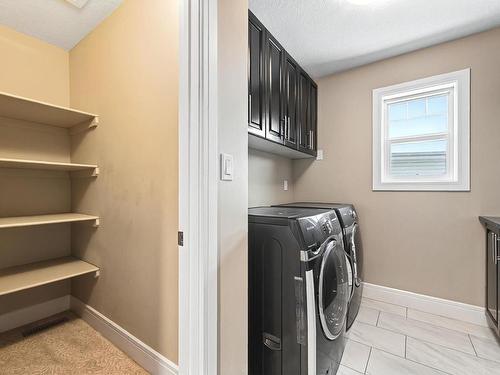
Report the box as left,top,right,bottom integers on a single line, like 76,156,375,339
372,69,470,191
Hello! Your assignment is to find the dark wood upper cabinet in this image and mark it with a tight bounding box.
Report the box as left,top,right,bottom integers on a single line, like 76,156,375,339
264,33,285,144
248,11,317,158
298,71,311,154
283,55,298,148
310,83,318,153
248,13,265,137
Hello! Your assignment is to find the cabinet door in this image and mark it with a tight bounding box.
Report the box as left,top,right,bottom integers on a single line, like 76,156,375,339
248,13,265,137
309,83,318,153
487,230,498,325
298,71,311,154
265,33,285,144
283,55,298,148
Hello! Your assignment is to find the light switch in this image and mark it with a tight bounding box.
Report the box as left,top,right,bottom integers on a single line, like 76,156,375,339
283,180,288,191
221,153,234,181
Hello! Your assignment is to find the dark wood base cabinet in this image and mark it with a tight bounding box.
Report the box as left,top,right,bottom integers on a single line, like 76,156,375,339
480,216,500,336
248,11,317,159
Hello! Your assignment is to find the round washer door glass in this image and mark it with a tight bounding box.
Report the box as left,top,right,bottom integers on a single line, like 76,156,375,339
319,239,349,340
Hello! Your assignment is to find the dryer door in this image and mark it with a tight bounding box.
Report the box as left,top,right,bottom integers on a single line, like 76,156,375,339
318,239,349,340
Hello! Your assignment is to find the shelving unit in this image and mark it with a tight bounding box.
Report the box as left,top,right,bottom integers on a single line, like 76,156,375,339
0,257,99,296
0,91,98,131
0,157,98,174
0,213,99,229
0,90,100,298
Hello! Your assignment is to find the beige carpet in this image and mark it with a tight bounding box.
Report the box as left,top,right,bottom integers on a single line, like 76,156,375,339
0,312,148,374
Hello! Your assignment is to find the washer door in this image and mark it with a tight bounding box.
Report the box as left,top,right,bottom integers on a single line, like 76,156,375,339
318,239,349,340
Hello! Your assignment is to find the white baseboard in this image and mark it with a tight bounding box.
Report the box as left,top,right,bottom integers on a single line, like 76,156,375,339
70,297,178,375
363,282,488,327
0,295,70,333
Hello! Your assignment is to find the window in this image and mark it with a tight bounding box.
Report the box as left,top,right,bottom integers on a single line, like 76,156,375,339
372,69,470,191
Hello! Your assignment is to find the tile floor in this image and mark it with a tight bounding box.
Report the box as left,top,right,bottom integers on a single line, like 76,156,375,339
338,297,500,375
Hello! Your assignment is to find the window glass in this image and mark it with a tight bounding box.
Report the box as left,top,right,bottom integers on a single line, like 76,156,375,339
390,139,447,177
373,69,470,191
388,94,448,138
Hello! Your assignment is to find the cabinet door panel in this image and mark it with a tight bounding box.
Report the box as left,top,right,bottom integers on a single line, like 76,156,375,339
298,72,311,153
310,84,318,153
248,14,265,137
284,56,298,148
487,230,498,324
265,35,284,143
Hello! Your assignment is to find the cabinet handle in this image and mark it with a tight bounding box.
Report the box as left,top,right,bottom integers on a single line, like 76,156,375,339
492,232,495,265
309,130,314,149
287,116,290,139
248,94,252,122
495,233,499,265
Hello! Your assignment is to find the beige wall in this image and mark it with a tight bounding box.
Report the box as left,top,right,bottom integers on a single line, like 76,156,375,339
293,27,500,306
218,0,248,373
248,149,294,207
69,0,179,362
0,27,71,316
0,25,69,105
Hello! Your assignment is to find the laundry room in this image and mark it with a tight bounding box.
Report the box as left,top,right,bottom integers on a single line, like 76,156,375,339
0,1,499,375
246,1,500,374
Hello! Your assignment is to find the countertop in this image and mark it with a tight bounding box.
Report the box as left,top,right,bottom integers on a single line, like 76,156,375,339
479,216,500,229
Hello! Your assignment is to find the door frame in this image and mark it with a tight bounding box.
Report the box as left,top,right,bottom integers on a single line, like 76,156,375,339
178,0,219,374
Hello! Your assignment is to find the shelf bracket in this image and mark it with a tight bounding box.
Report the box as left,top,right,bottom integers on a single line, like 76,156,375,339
70,167,99,179
93,218,100,228
94,270,101,278
69,116,99,136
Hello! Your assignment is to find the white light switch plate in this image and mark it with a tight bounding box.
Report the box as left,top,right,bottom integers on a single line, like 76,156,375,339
284,180,288,191
220,153,234,181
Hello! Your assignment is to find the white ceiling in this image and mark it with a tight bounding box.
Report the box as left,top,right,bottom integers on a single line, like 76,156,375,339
249,0,500,77
0,0,123,50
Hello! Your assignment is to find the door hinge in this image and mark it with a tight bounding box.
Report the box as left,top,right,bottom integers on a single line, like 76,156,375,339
178,231,184,246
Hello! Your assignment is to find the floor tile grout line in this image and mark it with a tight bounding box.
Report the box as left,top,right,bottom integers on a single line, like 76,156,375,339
376,323,478,356
362,296,408,309
376,311,481,353
404,335,407,358
366,296,490,332
404,333,493,358
342,363,365,374
375,310,381,326
368,344,455,375
364,346,372,374
405,311,495,339
349,324,481,360
468,334,478,357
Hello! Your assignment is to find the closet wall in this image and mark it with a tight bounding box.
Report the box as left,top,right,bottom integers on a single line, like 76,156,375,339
69,0,179,362
0,26,71,318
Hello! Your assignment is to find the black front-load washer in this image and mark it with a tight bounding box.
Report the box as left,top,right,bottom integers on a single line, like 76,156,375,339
274,203,363,331
249,206,349,375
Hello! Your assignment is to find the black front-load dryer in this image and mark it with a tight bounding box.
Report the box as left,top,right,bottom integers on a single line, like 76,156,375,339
249,207,349,375
274,203,363,331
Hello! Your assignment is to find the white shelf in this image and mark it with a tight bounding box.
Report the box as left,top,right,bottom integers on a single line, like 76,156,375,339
0,257,99,296
0,213,99,229
0,157,98,174
0,91,98,130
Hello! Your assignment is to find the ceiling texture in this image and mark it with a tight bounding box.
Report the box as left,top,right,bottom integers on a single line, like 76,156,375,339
0,0,123,50
250,0,500,77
